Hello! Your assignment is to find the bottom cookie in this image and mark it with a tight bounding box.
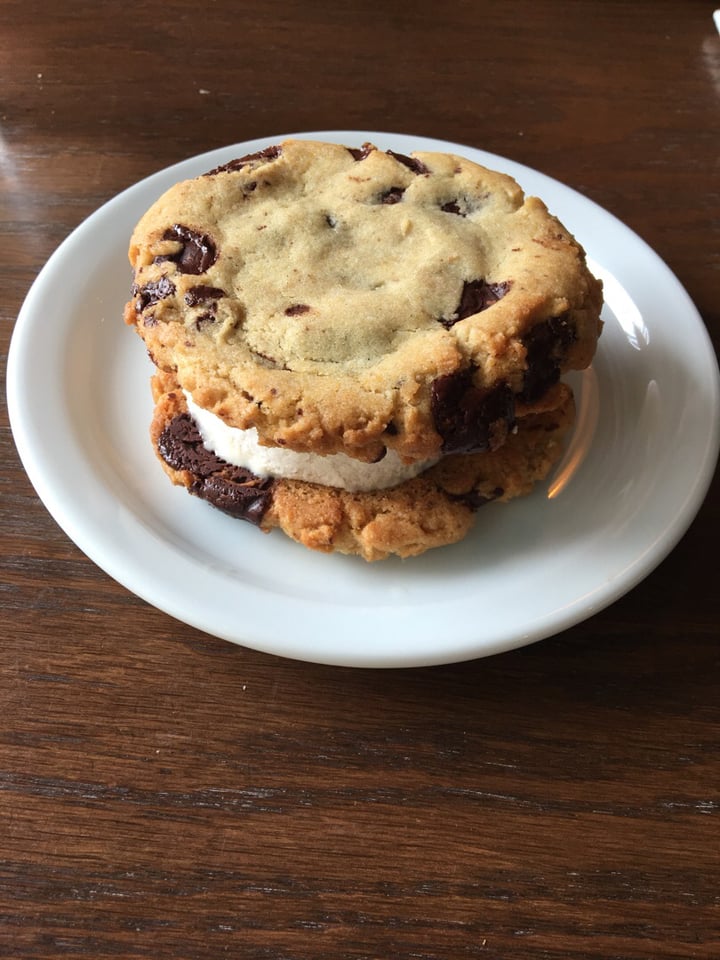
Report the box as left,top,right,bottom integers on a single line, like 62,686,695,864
149,372,575,561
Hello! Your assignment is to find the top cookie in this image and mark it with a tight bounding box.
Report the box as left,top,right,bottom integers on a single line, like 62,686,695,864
125,139,602,462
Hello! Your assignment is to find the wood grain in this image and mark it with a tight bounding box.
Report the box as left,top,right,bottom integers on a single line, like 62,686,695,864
1,1,718,957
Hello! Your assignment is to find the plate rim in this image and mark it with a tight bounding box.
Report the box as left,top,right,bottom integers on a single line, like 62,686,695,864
7,129,720,667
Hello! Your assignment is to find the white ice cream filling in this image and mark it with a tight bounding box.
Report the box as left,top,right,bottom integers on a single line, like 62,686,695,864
184,392,437,492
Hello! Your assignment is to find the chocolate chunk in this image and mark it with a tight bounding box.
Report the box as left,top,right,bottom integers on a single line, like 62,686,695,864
431,371,515,455
194,311,216,331
441,200,464,216
185,285,224,307
158,413,223,475
386,150,429,175
134,275,176,312
457,279,510,318
204,145,282,176
519,315,576,402
236,145,282,164
186,288,222,331
284,304,311,316
461,279,510,321
157,413,273,524
161,224,217,275
325,213,338,228
195,474,271,524
348,144,375,161
438,279,511,328
381,187,405,205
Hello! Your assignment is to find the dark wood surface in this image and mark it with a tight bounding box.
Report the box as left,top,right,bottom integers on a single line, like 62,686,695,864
1,2,719,957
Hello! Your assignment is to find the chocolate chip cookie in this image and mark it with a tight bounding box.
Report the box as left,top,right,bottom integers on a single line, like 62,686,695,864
125,138,602,559
125,139,602,464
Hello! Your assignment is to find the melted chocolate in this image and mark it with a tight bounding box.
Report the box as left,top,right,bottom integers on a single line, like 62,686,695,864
184,285,224,307
348,144,375,161
204,145,283,176
194,311,216,331
438,279,511,329
133,275,175,312
519,315,576,402
158,414,274,524
161,224,217,275
386,150,429,175
348,145,428,174
381,186,405,204
464,279,510,321
431,372,515,455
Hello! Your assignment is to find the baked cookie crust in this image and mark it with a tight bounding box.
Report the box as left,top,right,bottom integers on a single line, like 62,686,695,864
126,139,602,464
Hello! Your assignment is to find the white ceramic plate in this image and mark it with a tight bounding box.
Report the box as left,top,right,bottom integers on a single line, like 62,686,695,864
7,131,720,667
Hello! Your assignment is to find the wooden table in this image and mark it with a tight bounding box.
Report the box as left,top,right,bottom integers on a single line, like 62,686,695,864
2,2,719,957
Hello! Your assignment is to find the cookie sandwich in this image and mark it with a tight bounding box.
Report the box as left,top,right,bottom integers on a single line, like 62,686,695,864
125,139,603,560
